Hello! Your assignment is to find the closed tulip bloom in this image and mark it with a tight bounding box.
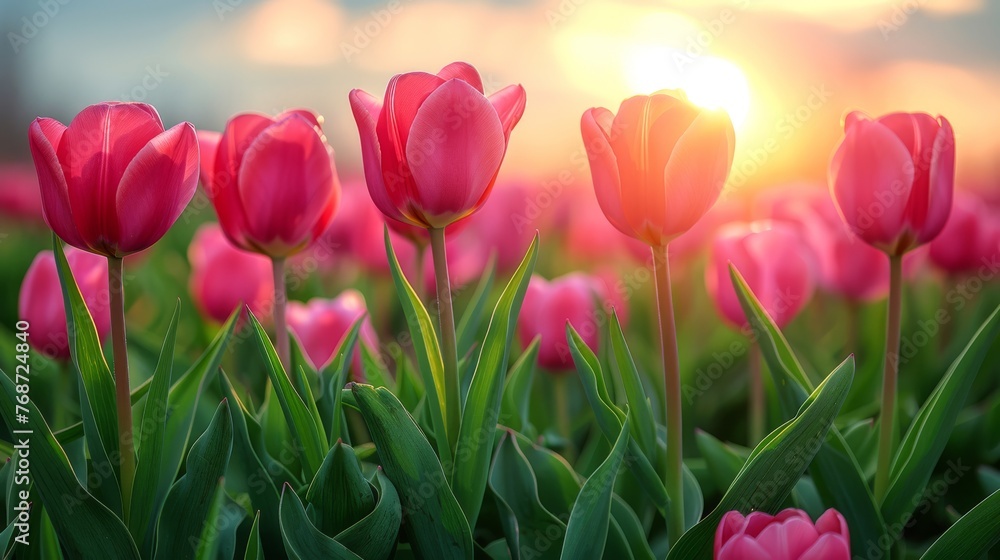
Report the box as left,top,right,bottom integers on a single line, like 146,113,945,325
715,509,850,560
28,102,199,257
286,292,379,378
829,111,955,256
349,61,526,230
204,109,340,258
518,274,603,371
581,91,736,247
188,223,274,324
929,192,999,274
19,247,110,360
707,221,816,328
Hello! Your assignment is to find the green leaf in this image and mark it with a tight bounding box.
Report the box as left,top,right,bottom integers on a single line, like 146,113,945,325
489,432,565,560
452,235,538,527
244,512,264,560
457,254,497,355
694,430,748,493
154,399,234,560
53,239,122,514
500,338,539,434
279,486,363,560
566,324,669,514
384,227,453,464
360,342,395,392
883,304,1000,526
319,318,364,444
920,487,1000,560
730,264,888,553
560,414,630,560
0,370,140,558
128,301,179,544
193,479,245,560
249,312,328,481
290,336,327,448
666,356,854,559
334,469,402,560
608,311,656,458
305,441,375,536
352,384,474,560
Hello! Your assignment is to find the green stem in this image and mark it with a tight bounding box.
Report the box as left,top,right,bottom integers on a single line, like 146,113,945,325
429,227,461,453
749,343,764,444
874,254,903,502
108,256,134,521
653,245,684,545
272,257,290,373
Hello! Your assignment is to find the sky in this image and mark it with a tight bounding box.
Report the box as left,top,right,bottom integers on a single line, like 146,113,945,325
2,0,998,198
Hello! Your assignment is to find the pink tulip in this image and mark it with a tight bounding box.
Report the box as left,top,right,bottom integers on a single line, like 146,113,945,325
929,192,999,274
349,61,526,230
715,509,850,560
706,221,816,328
422,232,489,292
203,109,340,258
581,91,735,247
18,247,110,360
188,223,274,324
28,102,199,257
565,190,649,265
829,111,955,256
0,164,44,223
286,292,379,378
518,274,605,371
462,180,544,273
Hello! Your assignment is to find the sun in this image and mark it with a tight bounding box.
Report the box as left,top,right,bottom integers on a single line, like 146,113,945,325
624,47,752,128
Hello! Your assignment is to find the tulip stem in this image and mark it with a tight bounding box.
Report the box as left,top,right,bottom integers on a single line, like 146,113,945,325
653,245,684,545
875,254,903,503
108,256,134,521
749,343,764,444
272,257,290,373
429,227,461,455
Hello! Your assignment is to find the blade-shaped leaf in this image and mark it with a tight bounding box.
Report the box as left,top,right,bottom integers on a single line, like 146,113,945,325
334,469,402,560
920,487,1000,560
500,337,539,434
457,253,497,355
319,318,364,444
608,311,656,458
244,512,263,560
666,356,854,559
305,441,375,536
352,384,474,560
452,235,538,527
279,486,362,560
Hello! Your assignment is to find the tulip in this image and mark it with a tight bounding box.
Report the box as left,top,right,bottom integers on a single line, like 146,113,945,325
715,509,851,560
707,221,815,442
286,292,379,379
28,101,201,511
203,109,341,369
518,274,603,371
829,110,956,502
19,247,110,360
463,180,547,273
188,223,274,324
0,164,44,224
350,62,527,457
929,192,999,274
581,91,735,543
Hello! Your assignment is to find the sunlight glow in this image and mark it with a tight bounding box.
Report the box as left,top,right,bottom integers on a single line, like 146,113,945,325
625,48,752,128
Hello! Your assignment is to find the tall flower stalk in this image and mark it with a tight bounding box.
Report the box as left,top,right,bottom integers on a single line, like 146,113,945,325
429,227,461,448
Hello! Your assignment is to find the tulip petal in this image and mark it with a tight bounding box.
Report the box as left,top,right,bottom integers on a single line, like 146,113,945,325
115,122,200,254
349,89,410,225
406,79,506,228
814,509,850,541
581,107,631,239
717,535,772,560
488,84,527,141
59,103,165,254
197,130,221,187
437,61,484,93
798,533,850,560
829,117,915,247
917,115,954,244
660,108,735,242
29,118,87,249
237,115,335,255
755,516,819,560
212,113,275,249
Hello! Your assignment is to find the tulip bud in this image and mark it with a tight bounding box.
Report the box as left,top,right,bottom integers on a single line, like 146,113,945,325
286,292,379,378
715,509,850,559
188,223,274,324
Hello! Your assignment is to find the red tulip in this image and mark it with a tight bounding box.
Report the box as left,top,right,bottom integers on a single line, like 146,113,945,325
204,109,340,258
715,509,850,560
19,247,110,360
706,221,816,328
286,292,379,377
188,223,274,324
0,164,44,223
829,111,955,256
28,102,199,257
349,61,526,230
929,192,999,274
581,92,735,247
518,273,605,371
